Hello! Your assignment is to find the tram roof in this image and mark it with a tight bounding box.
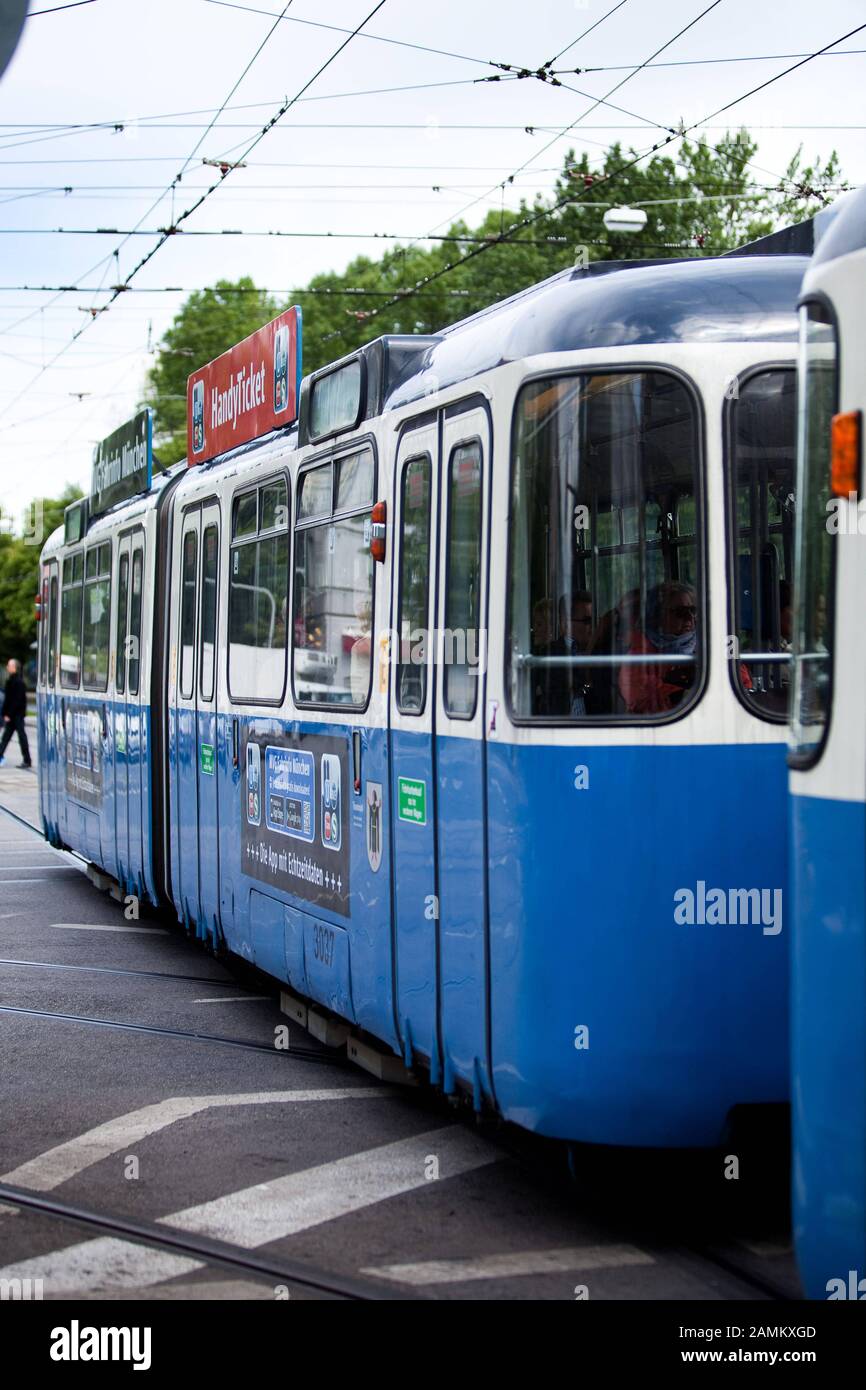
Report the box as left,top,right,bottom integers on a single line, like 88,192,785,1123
810,186,866,269
378,253,808,413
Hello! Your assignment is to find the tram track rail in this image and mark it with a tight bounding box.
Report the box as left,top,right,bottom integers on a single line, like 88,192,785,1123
0,800,82,852
0,1180,412,1301
0,956,276,993
0,1001,349,1067
1,793,799,1301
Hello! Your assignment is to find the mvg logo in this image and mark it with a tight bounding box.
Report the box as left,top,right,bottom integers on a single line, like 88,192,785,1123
50,1321,152,1371
0,1276,43,1300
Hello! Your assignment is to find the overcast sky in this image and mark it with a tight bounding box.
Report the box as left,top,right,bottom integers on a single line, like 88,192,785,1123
0,0,863,520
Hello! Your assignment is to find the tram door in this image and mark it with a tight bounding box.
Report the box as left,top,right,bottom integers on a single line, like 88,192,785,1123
175,503,221,939
114,537,131,886
434,403,492,1101
44,560,60,839
114,533,145,894
175,511,201,929
389,418,442,1075
196,504,221,940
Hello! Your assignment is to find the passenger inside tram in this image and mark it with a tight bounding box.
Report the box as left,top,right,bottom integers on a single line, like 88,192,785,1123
618,581,698,715
534,591,593,716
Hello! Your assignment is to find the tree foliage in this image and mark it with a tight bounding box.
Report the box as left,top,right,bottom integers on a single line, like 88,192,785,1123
144,277,278,464
144,130,846,438
0,483,83,670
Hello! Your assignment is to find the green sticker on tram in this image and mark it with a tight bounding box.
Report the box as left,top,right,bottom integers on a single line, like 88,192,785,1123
398,776,426,826
200,743,215,776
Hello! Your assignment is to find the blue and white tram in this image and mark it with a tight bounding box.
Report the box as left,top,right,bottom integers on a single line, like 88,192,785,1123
38,251,806,1146
789,187,866,1296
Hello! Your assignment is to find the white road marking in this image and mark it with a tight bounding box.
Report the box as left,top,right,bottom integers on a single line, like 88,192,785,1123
0,913,23,920
362,1245,655,1286
0,850,68,856
1,877,80,884
0,1090,390,1192
0,865,77,871
737,1238,793,1258
0,1126,499,1293
51,923,169,935
192,996,271,1005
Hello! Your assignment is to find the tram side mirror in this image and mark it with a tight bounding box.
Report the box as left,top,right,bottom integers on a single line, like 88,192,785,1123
369,500,387,563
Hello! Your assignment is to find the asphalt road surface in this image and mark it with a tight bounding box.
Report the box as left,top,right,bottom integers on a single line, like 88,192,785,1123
0,722,801,1301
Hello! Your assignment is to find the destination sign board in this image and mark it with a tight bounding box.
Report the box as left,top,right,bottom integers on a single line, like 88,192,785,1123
90,409,152,517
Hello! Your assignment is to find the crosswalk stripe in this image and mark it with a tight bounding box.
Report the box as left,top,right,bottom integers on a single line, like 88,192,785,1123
50,923,169,934
0,1126,499,1294
0,1090,389,1193
362,1245,655,1285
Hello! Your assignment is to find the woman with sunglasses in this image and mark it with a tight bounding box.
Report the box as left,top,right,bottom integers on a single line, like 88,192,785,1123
619,582,700,715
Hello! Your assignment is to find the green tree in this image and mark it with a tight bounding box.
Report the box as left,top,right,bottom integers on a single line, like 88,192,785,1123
144,277,278,464
0,483,83,667
147,130,846,382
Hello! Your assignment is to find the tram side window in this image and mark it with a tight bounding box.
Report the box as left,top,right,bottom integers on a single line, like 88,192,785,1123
48,575,58,687
200,524,218,702
728,369,796,719
82,543,111,690
397,455,432,715
444,442,483,719
180,530,197,700
60,553,83,689
39,574,49,687
115,553,129,696
508,372,702,721
791,302,837,760
293,450,374,708
129,548,143,696
228,478,289,704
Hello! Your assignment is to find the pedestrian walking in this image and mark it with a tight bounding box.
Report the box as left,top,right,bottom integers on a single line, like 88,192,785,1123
0,658,32,768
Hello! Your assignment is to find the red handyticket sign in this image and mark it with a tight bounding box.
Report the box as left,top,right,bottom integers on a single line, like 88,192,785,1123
186,305,302,466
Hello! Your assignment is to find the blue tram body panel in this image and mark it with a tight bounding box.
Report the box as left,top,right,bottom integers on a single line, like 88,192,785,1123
190,713,399,1053
487,740,789,1145
38,692,158,907
791,792,866,1298
35,248,813,1154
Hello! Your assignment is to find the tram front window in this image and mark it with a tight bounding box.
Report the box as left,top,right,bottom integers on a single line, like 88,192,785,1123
791,302,837,760
508,371,702,722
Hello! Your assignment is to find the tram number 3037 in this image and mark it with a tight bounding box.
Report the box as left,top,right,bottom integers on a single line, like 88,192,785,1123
313,923,335,968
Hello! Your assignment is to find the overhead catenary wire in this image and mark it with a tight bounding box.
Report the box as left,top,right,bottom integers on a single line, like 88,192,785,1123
322,18,864,347
542,0,631,70
203,0,513,72
569,45,866,73
0,0,391,423
29,0,98,13
3,6,859,434
429,0,726,235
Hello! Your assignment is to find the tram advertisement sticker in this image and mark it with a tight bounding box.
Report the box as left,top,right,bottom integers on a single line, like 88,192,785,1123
240,728,350,918
187,305,302,466
66,707,103,809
